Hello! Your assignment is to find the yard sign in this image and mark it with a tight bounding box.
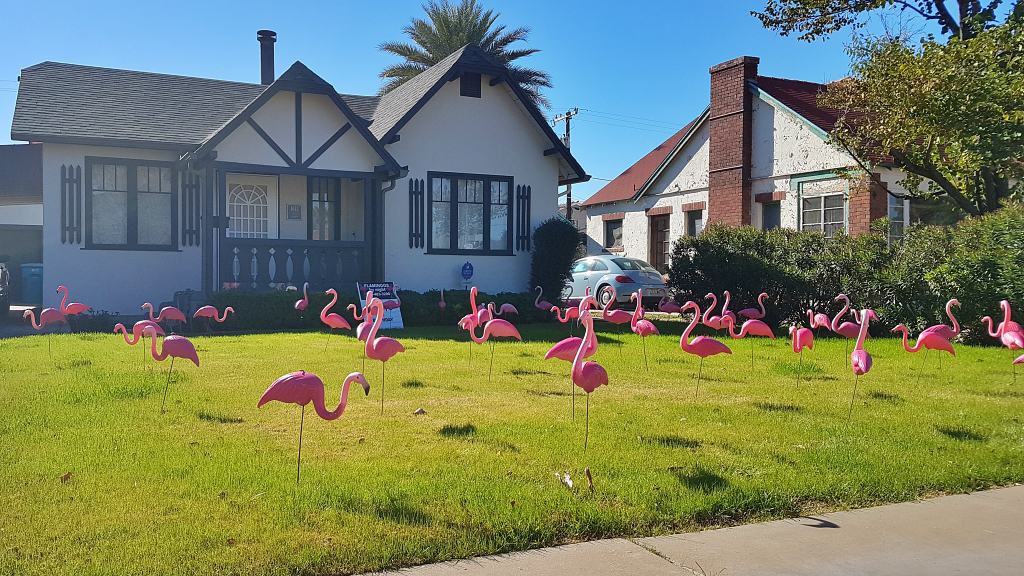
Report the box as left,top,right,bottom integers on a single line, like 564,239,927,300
356,281,404,330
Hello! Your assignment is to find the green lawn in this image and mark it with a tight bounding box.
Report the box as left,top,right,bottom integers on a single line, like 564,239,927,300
1,322,1022,575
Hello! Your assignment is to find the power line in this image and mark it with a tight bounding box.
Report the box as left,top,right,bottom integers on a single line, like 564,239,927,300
575,117,677,135
579,107,687,128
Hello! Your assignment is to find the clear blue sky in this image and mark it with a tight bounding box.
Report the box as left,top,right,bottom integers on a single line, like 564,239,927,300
0,0,859,201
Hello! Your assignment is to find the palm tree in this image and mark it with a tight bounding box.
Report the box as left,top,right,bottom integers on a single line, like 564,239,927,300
379,0,552,108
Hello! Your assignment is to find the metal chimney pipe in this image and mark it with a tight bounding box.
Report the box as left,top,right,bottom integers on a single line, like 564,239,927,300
257,30,277,85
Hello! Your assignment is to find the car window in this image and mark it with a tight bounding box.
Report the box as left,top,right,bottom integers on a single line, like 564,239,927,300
570,260,590,274
591,260,609,272
612,258,657,272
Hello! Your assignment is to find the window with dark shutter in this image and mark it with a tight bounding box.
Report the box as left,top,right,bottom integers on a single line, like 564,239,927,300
460,72,481,98
180,171,202,247
60,165,83,245
408,178,425,248
515,184,531,251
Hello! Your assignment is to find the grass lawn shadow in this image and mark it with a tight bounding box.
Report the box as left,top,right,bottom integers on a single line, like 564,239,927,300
640,435,701,449
936,425,987,442
439,423,476,438
754,402,802,413
868,391,903,403
670,465,729,492
401,379,425,388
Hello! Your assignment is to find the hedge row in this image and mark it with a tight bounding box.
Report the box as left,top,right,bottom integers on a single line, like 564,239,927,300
668,204,1024,342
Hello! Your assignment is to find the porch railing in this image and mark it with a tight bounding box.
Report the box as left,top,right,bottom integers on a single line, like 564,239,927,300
219,238,367,292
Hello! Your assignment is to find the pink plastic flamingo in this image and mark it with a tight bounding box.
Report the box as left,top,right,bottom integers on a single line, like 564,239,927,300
365,296,405,414
534,286,554,312
790,324,814,385
722,314,776,367
702,292,727,331
737,292,768,320
630,290,659,370
551,304,581,324
382,290,402,311
545,298,598,419
920,298,961,340
488,302,519,317
142,325,199,413
24,307,67,359
56,285,90,316
807,309,832,331
114,320,165,366
258,370,369,483
679,301,732,398
141,302,187,331
602,286,633,325
347,291,373,372
831,294,865,361
468,313,523,385
847,309,875,421
891,324,956,356
320,289,352,349
720,290,738,325
658,295,682,315
571,294,609,450
192,305,233,331
982,300,1024,383
294,282,310,314
458,287,488,364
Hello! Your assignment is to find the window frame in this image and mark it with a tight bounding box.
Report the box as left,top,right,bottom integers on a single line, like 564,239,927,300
685,210,703,237
762,202,782,231
84,156,178,251
604,218,623,249
307,176,341,241
426,171,513,256
800,192,846,238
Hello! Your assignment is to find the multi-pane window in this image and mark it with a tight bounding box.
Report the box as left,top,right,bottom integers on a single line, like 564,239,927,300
87,158,176,249
227,184,269,239
428,172,512,254
801,194,845,238
686,210,703,236
888,193,906,241
604,219,623,249
309,177,337,241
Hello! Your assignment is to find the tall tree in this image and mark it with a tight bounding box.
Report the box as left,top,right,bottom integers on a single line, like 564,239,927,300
754,1,1024,215
379,0,552,108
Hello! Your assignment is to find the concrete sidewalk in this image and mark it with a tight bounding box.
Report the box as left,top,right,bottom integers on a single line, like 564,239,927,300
366,485,1024,576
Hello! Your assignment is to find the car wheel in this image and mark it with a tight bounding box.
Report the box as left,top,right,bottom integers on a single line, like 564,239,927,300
597,285,614,308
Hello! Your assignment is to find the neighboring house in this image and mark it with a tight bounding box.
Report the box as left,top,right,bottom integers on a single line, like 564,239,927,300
0,143,43,304
558,200,586,230
581,56,910,272
6,31,587,314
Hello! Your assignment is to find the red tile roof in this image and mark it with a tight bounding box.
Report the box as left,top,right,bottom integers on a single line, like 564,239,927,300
581,120,696,207
755,75,841,133
582,74,843,207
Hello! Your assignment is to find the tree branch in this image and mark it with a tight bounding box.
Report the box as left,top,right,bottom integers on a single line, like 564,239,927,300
891,149,980,214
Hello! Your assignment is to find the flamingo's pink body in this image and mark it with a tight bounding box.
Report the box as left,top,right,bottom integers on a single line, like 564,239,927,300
534,286,553,312
469,318,523,343
831,294,864,340
850,309,875,376
142,302,187,324
1015,354,1024,365
658,296,682,315
891,324,956,356
920,298,961,341
545,335,596,362
630,290,659,337
680,302,732,358
365,298,405,363
294,282,309,312
23,307,65,330
551,304,581,324
258,371,369,419
114,320,165,345
996,300,1023,334
983,315,1024,350
382,291,402,310
56,285,90,316
193,306,234,323
320,289,352,331
347,291,374,342
702,293,726,330
476,307,494,325
807,309,832,330
737,292,768,321
790,325,814,352
142,328,200,366
602,286,632,325
723,316,776,339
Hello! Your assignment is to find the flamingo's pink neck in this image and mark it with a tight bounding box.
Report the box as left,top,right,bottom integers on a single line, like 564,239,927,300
831,295,850,331
602,286,617,319
702,295,717,323
534,286,543,307
681,303,701,349
321,290,338,323
1000,301,1013,336
58,287,68,312
317,374,359,420
631,290,643,327
894,326,915,353
302,283,309,302
946,300,960,335
721,291,732,315
757,293,767,316
25,310,41,330
148,332,168,361
365,299,384,353
470,288,479,314
571,308,595,381
854,310,872,350
115,324,139,345
142,303,157,322
725,317,743,339
982,316,999,338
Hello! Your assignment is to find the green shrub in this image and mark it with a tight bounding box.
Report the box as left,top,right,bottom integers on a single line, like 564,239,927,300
529,217,583,301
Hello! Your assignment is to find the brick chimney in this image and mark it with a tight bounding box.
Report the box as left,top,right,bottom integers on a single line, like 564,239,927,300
707,56,758,227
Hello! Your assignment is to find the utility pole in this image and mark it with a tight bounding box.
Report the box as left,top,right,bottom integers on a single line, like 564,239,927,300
553,107,579,221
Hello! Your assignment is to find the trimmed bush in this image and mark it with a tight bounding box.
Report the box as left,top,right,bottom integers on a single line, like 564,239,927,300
529,217,583,302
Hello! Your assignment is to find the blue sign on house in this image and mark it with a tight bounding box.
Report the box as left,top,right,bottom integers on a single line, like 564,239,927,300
461,261,474,281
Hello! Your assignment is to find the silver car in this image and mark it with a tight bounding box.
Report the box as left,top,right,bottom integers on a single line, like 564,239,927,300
567,256,667,308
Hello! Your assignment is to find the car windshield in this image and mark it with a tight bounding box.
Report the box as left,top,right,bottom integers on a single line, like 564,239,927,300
613,258,657,272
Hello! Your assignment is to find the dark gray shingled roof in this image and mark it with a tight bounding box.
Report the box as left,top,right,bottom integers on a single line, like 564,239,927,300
11,61,381,148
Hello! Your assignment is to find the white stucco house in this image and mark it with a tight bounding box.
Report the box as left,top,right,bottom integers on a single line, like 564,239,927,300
4,31,587,313
581,56,911,272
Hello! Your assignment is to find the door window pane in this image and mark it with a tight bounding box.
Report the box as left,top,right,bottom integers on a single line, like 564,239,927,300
227,184,269,239
310,177,337,241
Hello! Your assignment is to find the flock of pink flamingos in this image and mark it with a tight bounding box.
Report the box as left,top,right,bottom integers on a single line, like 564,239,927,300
21,283,1024,479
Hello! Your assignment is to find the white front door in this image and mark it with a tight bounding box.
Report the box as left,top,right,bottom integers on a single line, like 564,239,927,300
225,173,279,239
